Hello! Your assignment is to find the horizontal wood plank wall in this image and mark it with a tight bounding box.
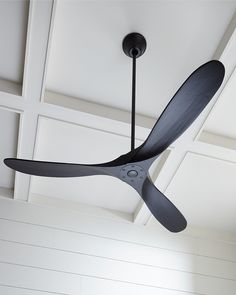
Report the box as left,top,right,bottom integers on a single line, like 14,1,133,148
0,197,235,294
0,285,67,295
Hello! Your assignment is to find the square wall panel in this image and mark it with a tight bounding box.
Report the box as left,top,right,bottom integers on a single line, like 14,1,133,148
45,0,236,117
30,117,141,213
0,108,20,196
165,152,236,233
0,0,29,93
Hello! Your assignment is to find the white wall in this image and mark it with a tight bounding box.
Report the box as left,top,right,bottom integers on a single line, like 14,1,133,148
0,197,235,294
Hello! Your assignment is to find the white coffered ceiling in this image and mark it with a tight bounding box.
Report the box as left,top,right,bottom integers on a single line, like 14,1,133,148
1,0,236,234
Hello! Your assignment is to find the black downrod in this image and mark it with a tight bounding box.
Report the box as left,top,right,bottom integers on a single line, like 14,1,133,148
122,33,146,152
131,53,137,151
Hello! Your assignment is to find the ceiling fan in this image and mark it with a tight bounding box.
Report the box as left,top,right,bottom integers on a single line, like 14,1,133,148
4,33,225,232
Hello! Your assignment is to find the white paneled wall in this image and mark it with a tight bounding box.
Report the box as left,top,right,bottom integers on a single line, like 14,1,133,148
0,197,235,294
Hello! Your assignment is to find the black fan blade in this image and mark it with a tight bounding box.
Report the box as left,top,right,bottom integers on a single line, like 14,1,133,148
4,158,114,178
132,60,225,162
141,176,187,232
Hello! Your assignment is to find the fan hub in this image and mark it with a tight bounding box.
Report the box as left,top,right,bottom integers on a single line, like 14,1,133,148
120,164,146,184
127,170,138,178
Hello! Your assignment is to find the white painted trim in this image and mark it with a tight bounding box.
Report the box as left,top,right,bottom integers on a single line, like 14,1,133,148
13,0,55,201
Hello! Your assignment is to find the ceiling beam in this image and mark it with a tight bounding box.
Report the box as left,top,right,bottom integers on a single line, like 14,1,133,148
44,90,156,131
0,81,23,112
13,0,56,201
198,130,236,152
40,90,153,143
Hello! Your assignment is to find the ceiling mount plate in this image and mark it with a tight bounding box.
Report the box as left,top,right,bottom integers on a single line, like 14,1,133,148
122,33,147,58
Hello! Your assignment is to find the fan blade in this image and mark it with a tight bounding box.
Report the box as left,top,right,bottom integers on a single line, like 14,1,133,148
132,60,225,162
4,158,113,178
141,176,187,232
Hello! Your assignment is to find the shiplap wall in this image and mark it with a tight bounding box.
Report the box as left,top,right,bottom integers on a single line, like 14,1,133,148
0,197,235,294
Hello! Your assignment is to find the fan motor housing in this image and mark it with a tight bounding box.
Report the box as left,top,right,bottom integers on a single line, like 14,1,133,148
120,164,146,184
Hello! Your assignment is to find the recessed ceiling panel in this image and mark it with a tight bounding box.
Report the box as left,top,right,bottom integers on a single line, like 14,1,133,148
201,68,236,141
30,117,142,213
165,152,236,232
0,0,29,84
46,0,236,117
0,108,19,193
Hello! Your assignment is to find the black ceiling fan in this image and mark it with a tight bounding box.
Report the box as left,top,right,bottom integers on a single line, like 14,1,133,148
4,33,225,232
